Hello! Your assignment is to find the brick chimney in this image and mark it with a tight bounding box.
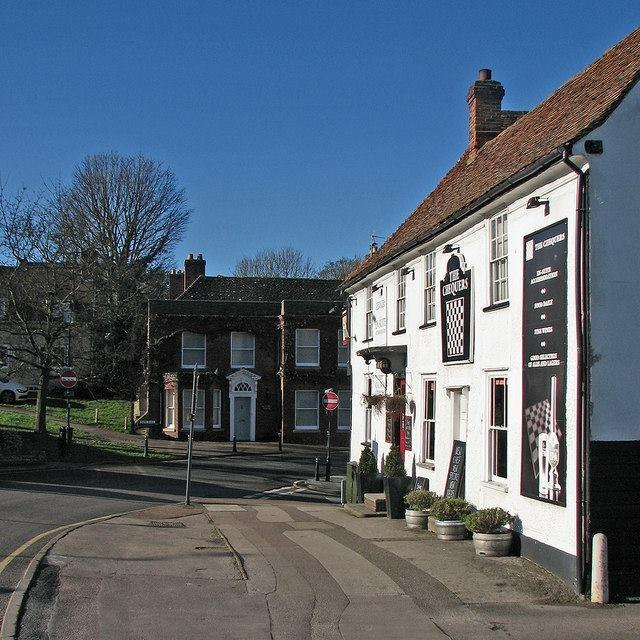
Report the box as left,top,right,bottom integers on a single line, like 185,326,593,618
467,69,527,154
184,253,206,291
169,269,184,299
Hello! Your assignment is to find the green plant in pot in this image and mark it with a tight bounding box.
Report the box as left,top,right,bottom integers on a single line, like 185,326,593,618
382,444,411,519
431,497,475,540
403,489,438,529
356,443,382,500
464,507,514,556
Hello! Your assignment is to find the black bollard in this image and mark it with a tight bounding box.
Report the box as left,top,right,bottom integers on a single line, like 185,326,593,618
314,457,320,481
58,426,67,457
144,434,149,458
232,435,237,453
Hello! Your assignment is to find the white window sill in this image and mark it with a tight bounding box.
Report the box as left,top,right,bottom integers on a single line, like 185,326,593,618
416,462,435,471
294,427,320,432
481,480,508,493
337,427,351,432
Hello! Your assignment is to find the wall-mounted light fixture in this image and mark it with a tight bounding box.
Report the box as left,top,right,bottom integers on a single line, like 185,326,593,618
526,196,550,215
400,266,415,280
371,283,382,292
442,244,460,254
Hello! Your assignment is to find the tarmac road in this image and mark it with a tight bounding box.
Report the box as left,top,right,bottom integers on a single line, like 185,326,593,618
0,442,347,628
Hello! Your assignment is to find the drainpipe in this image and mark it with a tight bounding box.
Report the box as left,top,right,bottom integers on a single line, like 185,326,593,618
562,145,590,594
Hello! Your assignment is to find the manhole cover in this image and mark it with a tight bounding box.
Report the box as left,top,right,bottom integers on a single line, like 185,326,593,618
148,520,186,528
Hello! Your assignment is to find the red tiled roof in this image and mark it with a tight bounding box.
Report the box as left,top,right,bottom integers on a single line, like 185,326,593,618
343,28,640,288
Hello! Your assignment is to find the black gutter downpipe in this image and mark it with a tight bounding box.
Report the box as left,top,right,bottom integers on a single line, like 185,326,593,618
562,145,590,595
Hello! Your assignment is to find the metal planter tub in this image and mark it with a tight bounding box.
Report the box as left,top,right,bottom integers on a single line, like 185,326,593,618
405,509,430,529
434,520,467,541
472,530,513,556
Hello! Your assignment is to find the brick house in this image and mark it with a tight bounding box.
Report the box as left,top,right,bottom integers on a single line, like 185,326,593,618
136,254,351,445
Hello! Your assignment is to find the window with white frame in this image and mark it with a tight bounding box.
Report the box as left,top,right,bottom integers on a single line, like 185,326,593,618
182,388,205,429
165,389,176,430
296,329,320,367
338,329,349,367
364,377,372,442
182,332,206,368
421,379,436,463
212,389,221,429
490,212,509,304
489,377,508,481
397,270,406,330
365,286,373,339
337,391,352,430
231,332,255,368
424,251,436,324
295,390,319,430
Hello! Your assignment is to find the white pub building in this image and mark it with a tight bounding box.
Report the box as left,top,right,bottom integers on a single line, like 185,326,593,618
343,29,640,599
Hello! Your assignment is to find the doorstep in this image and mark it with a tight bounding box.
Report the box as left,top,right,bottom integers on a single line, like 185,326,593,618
343,503,386,518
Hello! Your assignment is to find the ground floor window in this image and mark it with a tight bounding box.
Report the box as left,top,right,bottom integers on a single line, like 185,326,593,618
295,390,319,430
489,377,508,481
182,388,205,430
364,377,372,442
165,389,176,430
421,379,436,463
212,389,221,429
337,391,351,430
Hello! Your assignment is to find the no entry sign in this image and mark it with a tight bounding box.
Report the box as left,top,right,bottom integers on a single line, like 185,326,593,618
59,369,78,389
322,391,339,412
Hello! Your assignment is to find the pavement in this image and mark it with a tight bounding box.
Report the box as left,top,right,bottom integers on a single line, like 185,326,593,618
8,490,640,640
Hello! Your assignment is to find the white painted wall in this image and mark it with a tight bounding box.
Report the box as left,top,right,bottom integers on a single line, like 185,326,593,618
573,80,640,442
348,166,582,557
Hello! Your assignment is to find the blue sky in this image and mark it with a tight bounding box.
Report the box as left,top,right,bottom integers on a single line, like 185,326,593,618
1,2,637,275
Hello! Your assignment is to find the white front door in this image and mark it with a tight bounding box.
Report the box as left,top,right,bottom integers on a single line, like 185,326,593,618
234,396,252,441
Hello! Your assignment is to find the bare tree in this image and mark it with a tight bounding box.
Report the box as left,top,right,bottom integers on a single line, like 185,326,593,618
0,188,86,432
317,256,361,280
56,153,191,415
233,247,317,278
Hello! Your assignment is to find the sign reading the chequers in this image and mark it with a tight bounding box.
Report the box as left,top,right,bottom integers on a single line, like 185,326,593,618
521,220,568,507
440,253,473,363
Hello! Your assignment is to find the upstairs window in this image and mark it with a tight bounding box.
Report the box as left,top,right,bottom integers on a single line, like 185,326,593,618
490,212,509,304
424,251,436,324
296,329,320,367
397,270,406,330
231,332,255,368
365,286,373,339
182,332,206,368
338,329,349,367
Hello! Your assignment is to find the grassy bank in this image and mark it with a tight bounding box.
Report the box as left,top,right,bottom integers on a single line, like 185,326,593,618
0,411,174,465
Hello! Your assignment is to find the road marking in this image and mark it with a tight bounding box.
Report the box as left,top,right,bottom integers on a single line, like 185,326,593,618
0,511,130,576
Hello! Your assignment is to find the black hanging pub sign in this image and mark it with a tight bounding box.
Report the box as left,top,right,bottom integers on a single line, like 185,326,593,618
440,253,473,364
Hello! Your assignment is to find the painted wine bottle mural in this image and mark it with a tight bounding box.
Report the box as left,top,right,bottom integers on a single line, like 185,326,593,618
521,220,568,506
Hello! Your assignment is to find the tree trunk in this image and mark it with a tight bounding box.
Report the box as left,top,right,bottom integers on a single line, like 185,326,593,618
35,368,50,434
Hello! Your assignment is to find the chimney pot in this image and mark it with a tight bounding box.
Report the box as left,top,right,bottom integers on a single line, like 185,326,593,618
187,253,194,260
478,68,492,81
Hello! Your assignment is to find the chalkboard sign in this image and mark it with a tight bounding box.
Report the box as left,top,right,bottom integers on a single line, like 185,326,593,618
444,440,466,498
414,476,429,491
404,416,412,451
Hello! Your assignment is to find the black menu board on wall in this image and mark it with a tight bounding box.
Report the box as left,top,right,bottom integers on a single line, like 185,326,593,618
521,220,568,506
444,440,466,498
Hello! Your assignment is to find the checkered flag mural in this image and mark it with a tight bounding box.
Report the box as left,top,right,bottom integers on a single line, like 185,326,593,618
524,399,563,479
445,298,465,357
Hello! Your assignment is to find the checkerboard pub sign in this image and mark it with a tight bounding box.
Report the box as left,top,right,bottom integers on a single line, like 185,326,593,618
440,252,473,364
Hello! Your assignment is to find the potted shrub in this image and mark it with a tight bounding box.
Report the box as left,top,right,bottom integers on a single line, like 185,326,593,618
431,497,475,540
464,508,514,556
404,490,438,529
382,444,411,519
356,443,382,500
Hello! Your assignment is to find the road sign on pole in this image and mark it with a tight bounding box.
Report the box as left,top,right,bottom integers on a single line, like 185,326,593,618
322,391,339,412
59,369,78,389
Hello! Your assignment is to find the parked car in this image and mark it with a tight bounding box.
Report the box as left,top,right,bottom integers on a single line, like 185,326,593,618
0,378,29,404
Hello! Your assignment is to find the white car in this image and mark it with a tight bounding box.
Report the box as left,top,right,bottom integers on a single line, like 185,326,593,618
0,379,29,404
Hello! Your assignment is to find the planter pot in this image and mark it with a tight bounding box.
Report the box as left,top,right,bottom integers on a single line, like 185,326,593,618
472,530,513,557
405,509,430,529
357,471,383,502
434,519,467,541
383,476,412,519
